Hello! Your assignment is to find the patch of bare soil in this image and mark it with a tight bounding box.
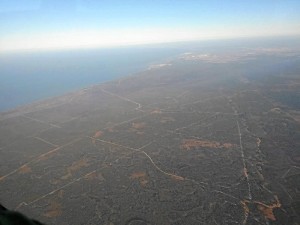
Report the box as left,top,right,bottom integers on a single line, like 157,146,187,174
130,171,148,187
18,165,32,174
61,158,89,180
181,139,234,150
44,201,62,218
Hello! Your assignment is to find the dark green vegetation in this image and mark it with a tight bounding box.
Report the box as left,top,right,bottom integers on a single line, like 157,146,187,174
0,47,300,225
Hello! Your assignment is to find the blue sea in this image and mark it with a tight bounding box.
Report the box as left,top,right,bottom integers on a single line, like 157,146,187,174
0,46,183,111
1,37,299,112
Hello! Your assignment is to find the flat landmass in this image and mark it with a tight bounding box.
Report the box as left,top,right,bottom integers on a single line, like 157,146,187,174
0,46,300,225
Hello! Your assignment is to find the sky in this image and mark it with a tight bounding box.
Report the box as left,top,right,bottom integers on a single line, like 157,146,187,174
0,0,300,52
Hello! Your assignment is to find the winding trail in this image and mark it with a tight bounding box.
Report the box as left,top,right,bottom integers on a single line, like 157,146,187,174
89,138,182,179
14,138,176,210
89,137,207,187
101,88,144,112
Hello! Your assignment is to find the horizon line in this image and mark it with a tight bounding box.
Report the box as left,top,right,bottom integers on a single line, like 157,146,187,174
1,33,300,54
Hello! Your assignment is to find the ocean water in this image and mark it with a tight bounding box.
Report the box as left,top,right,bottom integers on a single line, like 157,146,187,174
1,37,299,112
0,46,182,111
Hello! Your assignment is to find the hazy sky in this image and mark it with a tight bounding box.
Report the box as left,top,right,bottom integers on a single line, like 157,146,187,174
1,0,300,51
